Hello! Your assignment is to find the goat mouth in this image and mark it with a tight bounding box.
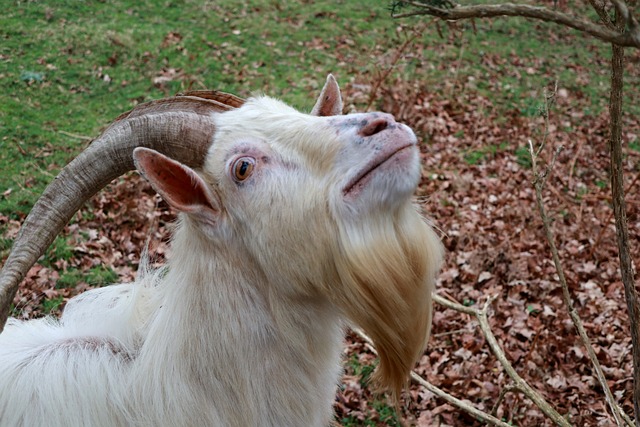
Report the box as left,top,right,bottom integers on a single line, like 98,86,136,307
343,144,413,196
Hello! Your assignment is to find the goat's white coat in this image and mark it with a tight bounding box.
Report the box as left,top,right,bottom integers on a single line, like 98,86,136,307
0,93,443,426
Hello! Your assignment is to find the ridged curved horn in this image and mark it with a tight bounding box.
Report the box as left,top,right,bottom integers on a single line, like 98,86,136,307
0,91,245,330
177,90,245,109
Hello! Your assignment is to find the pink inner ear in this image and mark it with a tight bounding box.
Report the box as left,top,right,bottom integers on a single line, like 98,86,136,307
311,74,343,117
134,148,218,217
154,165,212,212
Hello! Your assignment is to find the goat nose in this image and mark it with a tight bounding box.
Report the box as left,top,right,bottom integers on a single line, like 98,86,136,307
358,115,394,137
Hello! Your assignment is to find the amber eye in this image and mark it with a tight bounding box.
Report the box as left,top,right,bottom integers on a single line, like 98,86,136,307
232,157,255,181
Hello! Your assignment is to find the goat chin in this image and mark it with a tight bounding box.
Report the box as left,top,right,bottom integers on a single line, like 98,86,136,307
0,77,443,426
332,204,442,400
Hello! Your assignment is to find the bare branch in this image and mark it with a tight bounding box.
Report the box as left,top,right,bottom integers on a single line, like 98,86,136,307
427,295,573,426
585,0,615,29
458,295,572,426
433,292,478,316
536,82,557,159
58,130,92,141
353,328,513,427
528,126,631,425
393,2,640,48
491,383,520,417
609,32,640,425
611,0,631,28
409,372,513,427
365,25,424,111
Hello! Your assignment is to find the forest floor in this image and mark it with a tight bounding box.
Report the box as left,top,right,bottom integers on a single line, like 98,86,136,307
2,1,640,426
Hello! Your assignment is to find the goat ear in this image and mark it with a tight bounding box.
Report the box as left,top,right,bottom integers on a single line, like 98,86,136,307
311,74,343,116
133,147,220,223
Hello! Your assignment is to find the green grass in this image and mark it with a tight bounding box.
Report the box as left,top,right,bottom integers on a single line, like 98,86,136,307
86,265,119,286
341,355,402,426
347,354,377,387
56,265,119,289
463,142,509,165
0,0,402,219
515,146,533,169
340,401,402,427
41,295,64,314
1,0,635,221
0,234,12,255
41,236,75,267
56,269,83,289
596,180,608,189
451,17,614,113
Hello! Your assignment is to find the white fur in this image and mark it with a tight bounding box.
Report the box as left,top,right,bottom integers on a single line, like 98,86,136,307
0,95,443,426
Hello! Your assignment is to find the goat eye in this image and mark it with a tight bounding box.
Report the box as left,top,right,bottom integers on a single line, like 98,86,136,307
232,157,255,181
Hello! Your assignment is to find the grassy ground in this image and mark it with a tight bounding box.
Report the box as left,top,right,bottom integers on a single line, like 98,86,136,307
2,1,632,220
2,1,640,425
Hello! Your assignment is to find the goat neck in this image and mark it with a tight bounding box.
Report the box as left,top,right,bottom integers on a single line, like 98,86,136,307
132,216,344,427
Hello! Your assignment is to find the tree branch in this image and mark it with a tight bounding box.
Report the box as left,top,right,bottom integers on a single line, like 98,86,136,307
355,292,572,426
585,0,616,30
611,0,640,34
391,0,639,423
491,383,520,418
365,26,423,111
409,371,513,427
393,2,640,48
436,294,572,426
353,327,513,427
528,139,631,426
609,9,640,422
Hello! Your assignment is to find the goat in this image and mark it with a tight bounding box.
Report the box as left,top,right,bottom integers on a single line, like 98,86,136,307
0,75,443,426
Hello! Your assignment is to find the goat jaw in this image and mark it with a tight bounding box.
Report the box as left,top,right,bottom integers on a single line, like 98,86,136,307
338,117,420,206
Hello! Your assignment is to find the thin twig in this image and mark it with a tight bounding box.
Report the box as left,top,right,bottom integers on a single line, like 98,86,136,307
432,294,572,426
567,134,584,180
410,372,513,427
491,383,520,417
586,0,615,29
353,328,513,427
528,135,630,426
536,82,557,158
446,41,465,98
58,130,92,141
365,26,423,111
432,326,476,338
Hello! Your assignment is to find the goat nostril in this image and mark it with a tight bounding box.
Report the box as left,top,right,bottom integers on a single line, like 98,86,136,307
359,118,390,137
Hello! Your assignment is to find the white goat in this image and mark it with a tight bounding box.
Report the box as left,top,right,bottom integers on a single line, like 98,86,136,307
0,75,443,426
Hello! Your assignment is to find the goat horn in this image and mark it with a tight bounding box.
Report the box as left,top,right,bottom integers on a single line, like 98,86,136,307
0,92,244,330
177,90,245,109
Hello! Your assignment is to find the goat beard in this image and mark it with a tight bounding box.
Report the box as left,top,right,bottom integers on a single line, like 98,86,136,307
330,205,443,401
